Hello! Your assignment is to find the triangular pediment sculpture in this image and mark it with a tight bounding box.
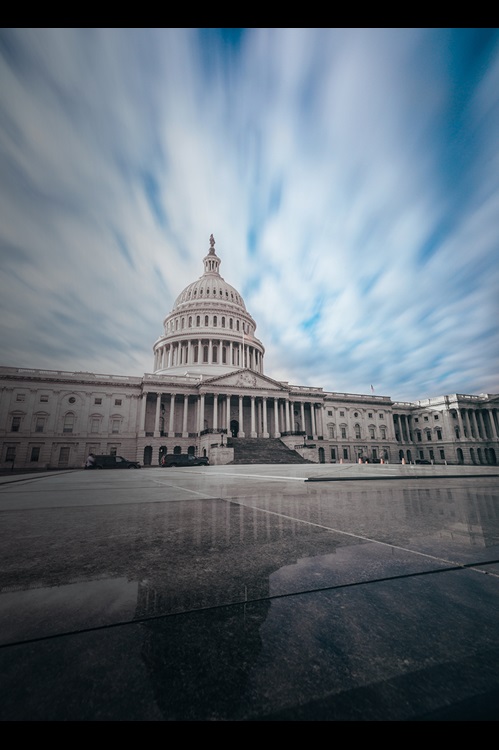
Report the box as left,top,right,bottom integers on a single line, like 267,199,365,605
201,369,287,391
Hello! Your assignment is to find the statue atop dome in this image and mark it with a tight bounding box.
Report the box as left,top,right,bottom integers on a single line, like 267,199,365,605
209,234,216,254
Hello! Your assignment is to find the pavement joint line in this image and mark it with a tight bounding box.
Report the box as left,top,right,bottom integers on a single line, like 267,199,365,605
3,561,497,651
201,471,307,481
149,477,219,498
228,499,481,571
306,473,499,482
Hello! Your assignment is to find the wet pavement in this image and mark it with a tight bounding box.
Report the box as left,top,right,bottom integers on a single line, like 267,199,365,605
0,463,498,720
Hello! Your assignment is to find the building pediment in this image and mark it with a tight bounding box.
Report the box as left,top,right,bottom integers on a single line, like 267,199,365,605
201,369,287,392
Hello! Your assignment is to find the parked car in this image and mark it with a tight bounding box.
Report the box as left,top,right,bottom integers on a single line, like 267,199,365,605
415,459,431,465
161,454,209,467
94,455,141,469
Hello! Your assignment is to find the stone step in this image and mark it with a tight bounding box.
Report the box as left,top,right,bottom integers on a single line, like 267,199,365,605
229,437,312,465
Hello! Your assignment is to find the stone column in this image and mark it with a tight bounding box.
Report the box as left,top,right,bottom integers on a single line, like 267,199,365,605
250,396,256,437
226,395,231,434
311,402,317,438
239,395,245,438
300,402,305,434
274,398,280,437
139,393,148,435
182,394,189,437
262,397,269,438
213,393,218,431
154,393,162,437
168,394,175,435
187,341,192,365
475,410,484,439
284,399,290,433
199,394,205,434
463,409,472,439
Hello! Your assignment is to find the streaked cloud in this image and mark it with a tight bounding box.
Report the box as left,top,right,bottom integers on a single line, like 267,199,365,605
1,28,498,402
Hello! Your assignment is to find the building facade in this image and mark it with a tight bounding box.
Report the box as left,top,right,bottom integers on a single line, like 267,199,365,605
1,236,498,470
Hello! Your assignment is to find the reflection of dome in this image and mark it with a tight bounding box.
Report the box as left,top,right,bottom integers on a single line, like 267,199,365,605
153,235,265,377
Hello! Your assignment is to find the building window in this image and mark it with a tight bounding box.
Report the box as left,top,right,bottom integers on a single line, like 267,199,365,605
437,430,442,440
35,417,45,433
212,346,218,363
368,412,373,419
229,318,233,329
221,317,225,328
328,424,335,439
188,317,192,328
426,431,432,441
16,394,25,402
380,427,386,439
429,449,434,460
434,414,439,420
379,413,384,419
236,320,240,331
94,398,102,405
327,410,333,416
114,399,122,406
5,447,16,462
331,448,336,460
205,316,209,326
111,419,120,434
414,417,419,423
419,450,424,459
341,427,347,439
340,411,345,417
440,450,445,460
40,395,49,402
213,316,217,327
424,416,429,422
30,447,40,462
369,427,375,439
343,448,349,460
355,424,361,439
63,414,75,433
354,412,358,418
68,396,76,404
417,431,422,442
91,418,100,433
222,347,227,364
11,416,21,432
203,346,209,363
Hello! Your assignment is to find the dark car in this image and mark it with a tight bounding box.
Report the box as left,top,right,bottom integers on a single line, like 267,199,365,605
94,455,141,469
415,459,431,465
161,454,209,467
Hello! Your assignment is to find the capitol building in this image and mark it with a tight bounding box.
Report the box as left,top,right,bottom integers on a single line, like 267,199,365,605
1,236,498,470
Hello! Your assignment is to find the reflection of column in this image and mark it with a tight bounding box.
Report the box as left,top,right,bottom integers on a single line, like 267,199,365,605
182,394,189,437
262,397,268,437
239,395,245,438
250,396,256,437
311,403,317,437
213,393,218,431
154,393,162,436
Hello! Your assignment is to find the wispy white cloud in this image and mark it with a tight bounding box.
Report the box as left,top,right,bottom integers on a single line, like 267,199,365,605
0,28,498,401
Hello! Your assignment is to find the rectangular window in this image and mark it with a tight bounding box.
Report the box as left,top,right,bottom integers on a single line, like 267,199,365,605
16,394,25,402
341,428,347,439
58,447,70,466
109,446,117,456
35,417,45,433
6,446,16,462
437,430,442,440
94,398,102,405
114,399,122,406
111,419,120,434
426,432,432,441
417,432,422,442
331,448,336,461
368,412,373,418
11,416,21,432
414,417,419,423
63,415,74,433
343,448,349,460
40,394,49,402
434,414,439,420
340,411,345,417
429,449,434,460
424,416,429,421
91,418,100,433
419,450,424,459
440,450,445,460
328,411,333,416
30,447,40,462
379,413,384,419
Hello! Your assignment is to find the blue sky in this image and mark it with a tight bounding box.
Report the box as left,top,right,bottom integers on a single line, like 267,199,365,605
1,28,498,402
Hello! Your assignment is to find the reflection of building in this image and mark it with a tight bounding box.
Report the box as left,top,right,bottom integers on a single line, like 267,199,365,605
1,235,498,469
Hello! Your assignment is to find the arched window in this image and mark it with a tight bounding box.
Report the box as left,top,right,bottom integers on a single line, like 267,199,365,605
193,345,199,363
369,426,375,439
181,317,185,329
327,423,335,439
63,413,75,433
188,317,192,327
212,346,218,363
196,316,200,327
221,317,225,328
380,426,386,440
203,346,209,363
222,347,227,364
213,316,217,327
236,320,240,331
355,424,361,439
340,424,347,439
205,315,209,326
229,318,233,329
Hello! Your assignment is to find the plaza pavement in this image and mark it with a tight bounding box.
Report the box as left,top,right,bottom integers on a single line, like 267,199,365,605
0,462,498,721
